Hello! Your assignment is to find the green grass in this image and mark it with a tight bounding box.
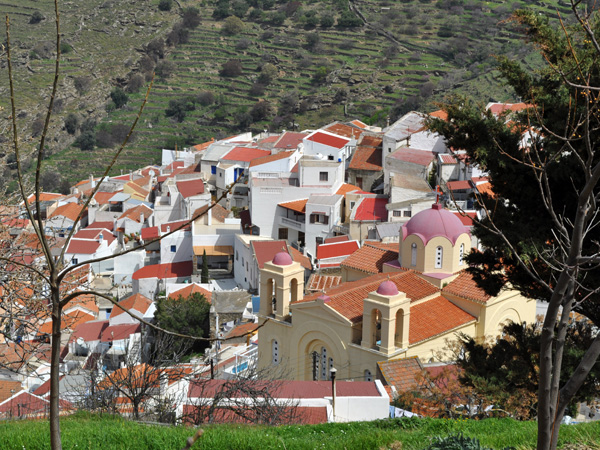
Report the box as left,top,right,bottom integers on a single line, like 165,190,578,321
0,413,599,450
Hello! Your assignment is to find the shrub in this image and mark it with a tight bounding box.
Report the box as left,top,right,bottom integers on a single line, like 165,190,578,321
305,32,321,50
222,16,245,35
60,42,73,54
167,22,190,46
250,100,272,121
145,38,165,61
236,38,252,50
110,87,129,109
182,7,201,29
158,0,172,11
425,433,515,450
64,113,78,135
165,97,197,122
75,131,96,151
337,11,362,28
232,0,250,18
220,59,243,77
197,91,215,106
126,74,145,93
155,60,176,80
249,83,266,96
339,39,355,50
270,11,286,25
257,63,278,85
29,11,44,24
319,13,334,28
31,117,45,137
312,66,329,84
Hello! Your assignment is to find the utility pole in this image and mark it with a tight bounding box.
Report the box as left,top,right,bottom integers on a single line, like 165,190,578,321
312,351,319,381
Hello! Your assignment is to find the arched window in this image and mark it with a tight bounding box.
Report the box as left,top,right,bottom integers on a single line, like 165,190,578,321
321,347,328,380
411,243,417,266
272,340,279,365
459,243,464,265
435,246,443,268
364,369,372,382
328,357,334,380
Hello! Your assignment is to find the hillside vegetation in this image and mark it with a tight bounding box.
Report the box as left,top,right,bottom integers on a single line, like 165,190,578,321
1,0,572,188
0,413,599,450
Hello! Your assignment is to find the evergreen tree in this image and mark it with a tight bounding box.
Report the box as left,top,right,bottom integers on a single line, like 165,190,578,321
201,249,209,283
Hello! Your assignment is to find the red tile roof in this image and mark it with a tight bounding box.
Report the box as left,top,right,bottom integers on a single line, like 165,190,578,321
87,221,114,231
224,322,259,339
306,131,350,149
91,191,118,205
251,240,290,269
487,102,531,116
389,148,436,166
325,235,350,244
340,244,398,275
350,119,368,129
439,154,457,164
193,138,215,151
118,204,153,223
65,239,101,255
49,203,86,222
363,241,399,252
273,132,308,150
27,192,64,204
132,261,193,280
452,212,476,227
160,220,192,233
316,240,360,260
168,284,212,303
323,123,364,139
222,147,271,162
336,183,362,196
354,197,388,221
299,271,437,323
176,179,204,198
349,146,382,171
409,295,476,343
377,356,423,392
125,181,150,198
446,180,472,191
72,320,109,342
429,110,448,121
100,323,141,342
306,273,342,291
39,309,96,335
0,380,24,403
249,151,294,168
289,246,312,271
442,271,492,303
141,226,159,240
279,198,308,214
110,293,153,318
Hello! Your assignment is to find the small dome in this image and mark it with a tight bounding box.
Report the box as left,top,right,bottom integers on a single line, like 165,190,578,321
272,251,293,266
402,203,469,245
317,294,331,303
377,280,398,296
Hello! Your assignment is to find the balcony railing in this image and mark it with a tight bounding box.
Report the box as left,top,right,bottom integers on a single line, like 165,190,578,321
281,217,305,231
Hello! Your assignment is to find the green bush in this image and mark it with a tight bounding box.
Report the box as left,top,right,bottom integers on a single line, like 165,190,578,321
29,11,44,24
158,0,172,11
425,433,515,450
110,87,129,109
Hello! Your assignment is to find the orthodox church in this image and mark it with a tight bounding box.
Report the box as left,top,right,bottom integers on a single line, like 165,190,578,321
256,204,536,381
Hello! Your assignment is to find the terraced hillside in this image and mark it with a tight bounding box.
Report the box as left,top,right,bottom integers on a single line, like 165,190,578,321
1,0,569,189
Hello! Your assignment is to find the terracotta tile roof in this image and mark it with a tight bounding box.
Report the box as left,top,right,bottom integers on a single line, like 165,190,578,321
251,240,289,269
439,154,457,164
141,226,159,240
91,191,117,205
475,181,495,198
249,151,294,168
87,221,114,231
429,110,448,121
306,273,342,292
354,197,388,221
258,135,280,145
340,244,398,275
410,295,476,343
325,235,349,244
442,271,492,303
273,132,308,150
193,138,215,151
317,240,360,260
110,293,152,318
349,146,382,171
225,322,259,339
452,212,476,227
323,123,364,139
48,203,86,222
222,147,270,162
487,102,531,116
193,203,230,224
306,131,350,149
179,163,202,175
377,356,423,392
299,271,438,323
39,309,96,335
132,261,193,280
168,284,212,303
364,241,400,252
289,246,312,271
100,323,141,342
176,179,204,198
336,183,362,196
27,192,64,204
72,320,109,342
0,380,24,403
446,180,472,191
118,204,153,223
279,198,308,214
65,239,101,255
160,220,191,233
350,119,368,129
389,148,436,167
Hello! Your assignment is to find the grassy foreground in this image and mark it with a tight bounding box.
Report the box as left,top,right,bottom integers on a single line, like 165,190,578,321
1,412,599,450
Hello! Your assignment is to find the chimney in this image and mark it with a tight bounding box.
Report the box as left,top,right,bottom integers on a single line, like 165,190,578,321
140,213,144,224
98,233,103,243
90,174,95,188
166,226,170,233
130,171,133,181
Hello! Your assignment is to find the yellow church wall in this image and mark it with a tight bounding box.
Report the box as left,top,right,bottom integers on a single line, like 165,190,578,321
403,321,478,363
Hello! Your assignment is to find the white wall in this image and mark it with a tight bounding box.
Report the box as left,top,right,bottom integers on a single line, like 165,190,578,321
113,249,145,286
160,231,193,264
330,380,389,422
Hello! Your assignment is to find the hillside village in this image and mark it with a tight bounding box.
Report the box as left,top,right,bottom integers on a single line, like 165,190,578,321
0,103,540,424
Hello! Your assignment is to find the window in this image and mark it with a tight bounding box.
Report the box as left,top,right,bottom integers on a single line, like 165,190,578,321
356,177,363,189
316,237,324,246
71,258,78,265
350,201,356,209
278,228,288,240
310,214,329,224
388,147,392,153
319,172,328,182
459,243,464,265
242,257,245,266
364,369,372,382
327,155,334,161
435,246,443,268
236,251,239,261
403,210,412,217
246,261,248,271
393,210,402,217
211,165,217,174
219,172,222,177
411,243,417,266
321,347,327,380
170,245,177,253
272,340,280,365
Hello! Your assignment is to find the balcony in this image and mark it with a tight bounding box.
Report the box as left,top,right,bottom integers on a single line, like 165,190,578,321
281,216,305,232
333,223,349,234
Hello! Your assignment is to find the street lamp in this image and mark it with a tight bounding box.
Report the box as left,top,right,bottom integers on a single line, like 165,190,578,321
330,367,337,422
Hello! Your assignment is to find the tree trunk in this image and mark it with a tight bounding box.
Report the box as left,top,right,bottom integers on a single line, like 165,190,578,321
50,288,63,450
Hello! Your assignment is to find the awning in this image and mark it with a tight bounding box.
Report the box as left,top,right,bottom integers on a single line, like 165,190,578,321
193,245,234,256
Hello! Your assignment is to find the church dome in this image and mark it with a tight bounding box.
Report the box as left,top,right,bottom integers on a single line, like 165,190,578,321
272,251,293,266
377,280,399,296
402,203,469,245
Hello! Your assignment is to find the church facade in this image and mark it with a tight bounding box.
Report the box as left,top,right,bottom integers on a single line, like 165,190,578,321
257,204,536,381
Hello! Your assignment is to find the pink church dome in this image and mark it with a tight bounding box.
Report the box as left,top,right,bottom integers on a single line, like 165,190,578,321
401,203,469,245
272,251,293,266
377,280,399,296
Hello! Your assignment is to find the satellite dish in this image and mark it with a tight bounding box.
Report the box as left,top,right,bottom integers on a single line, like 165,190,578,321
149,169,156,177
76,337,85,346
